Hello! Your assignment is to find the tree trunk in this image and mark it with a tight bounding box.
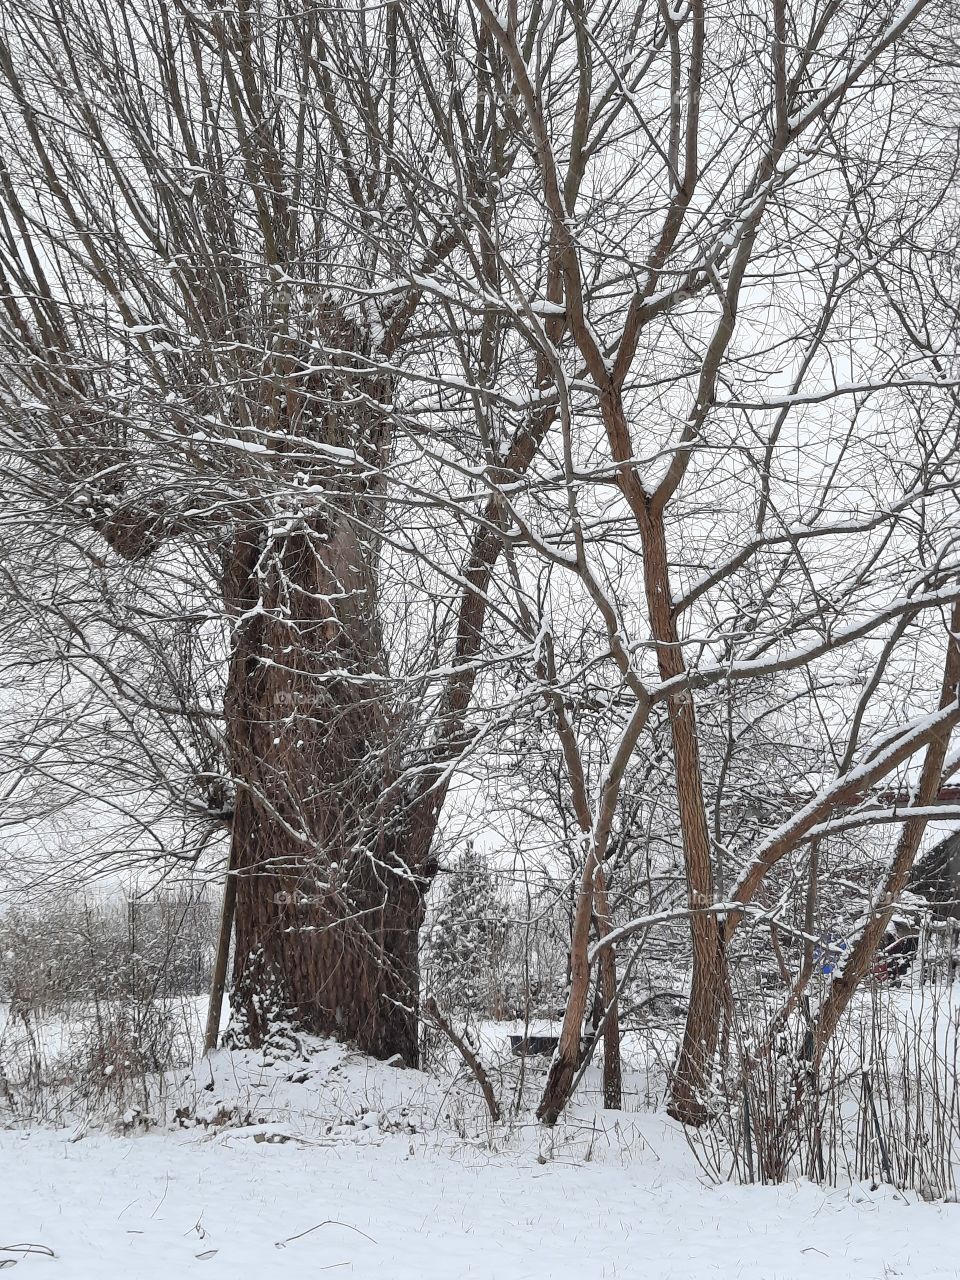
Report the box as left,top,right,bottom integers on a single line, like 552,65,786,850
640,508,723,1125
228,791,427,1062
600,941,622,1110
222,516,432,1063
536,849,596,1123
595,870,622,1109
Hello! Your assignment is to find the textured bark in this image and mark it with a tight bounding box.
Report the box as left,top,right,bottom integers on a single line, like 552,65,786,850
223,515,432,1063
228,789,427,1062
212,267,557,1061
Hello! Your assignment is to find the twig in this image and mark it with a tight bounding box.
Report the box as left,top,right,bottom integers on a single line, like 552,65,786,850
275,1220,377,1249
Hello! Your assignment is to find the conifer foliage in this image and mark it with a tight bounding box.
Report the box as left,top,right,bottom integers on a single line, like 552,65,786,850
425,845,506,1020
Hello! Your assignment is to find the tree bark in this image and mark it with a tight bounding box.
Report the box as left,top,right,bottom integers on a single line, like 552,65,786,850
536,846,597,1123
222,516,432,1063
639,507,723,1125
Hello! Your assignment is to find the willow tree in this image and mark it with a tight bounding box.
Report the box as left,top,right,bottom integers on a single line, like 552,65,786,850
0,0,558,1061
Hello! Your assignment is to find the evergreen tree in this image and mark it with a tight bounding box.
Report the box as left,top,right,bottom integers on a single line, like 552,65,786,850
425,844,505,1018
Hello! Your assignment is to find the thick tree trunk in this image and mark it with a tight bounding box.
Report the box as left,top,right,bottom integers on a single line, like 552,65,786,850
228,793,427,1061
221,516,433,1063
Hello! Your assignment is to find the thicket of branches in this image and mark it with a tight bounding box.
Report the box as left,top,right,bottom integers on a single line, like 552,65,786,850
1,0,960,1136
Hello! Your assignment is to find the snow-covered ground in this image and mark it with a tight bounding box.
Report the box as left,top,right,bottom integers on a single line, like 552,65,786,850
2,1035,959,1279
4,1108,960,1278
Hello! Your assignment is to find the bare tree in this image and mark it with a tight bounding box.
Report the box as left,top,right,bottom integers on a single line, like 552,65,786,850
428,0,960,1123
2,0,959,1132
0,0,558,1061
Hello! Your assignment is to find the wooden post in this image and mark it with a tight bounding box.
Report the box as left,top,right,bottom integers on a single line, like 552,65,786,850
204,847,238,1054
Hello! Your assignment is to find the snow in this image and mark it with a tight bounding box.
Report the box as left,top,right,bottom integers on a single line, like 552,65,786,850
3,1113,959,1278
2,1034,959,1279
528,299,566,318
